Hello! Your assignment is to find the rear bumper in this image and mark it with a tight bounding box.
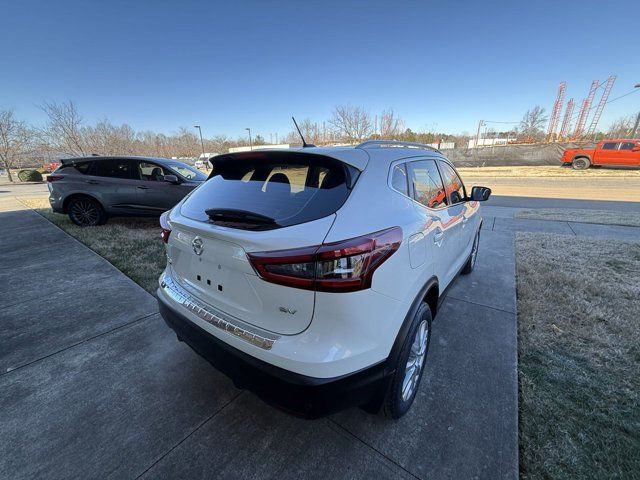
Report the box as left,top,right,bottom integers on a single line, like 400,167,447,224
49,194,64,213
158,295,389,418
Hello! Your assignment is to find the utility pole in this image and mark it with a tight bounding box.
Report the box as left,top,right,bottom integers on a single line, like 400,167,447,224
475,120,484,149
632,112,640,139
630,84,640,138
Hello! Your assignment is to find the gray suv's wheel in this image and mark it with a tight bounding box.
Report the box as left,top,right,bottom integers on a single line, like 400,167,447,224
68,197,107,226
383,302,432,419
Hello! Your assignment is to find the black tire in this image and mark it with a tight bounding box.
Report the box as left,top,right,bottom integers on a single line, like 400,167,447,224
383,302,432,419
461,229,480,274
572,157,590,170
67,197,107,226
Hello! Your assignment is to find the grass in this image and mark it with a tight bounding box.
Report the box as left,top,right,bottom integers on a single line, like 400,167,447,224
457,166,640,177
516,232,640,479
515,208,640,227
19,197,164,293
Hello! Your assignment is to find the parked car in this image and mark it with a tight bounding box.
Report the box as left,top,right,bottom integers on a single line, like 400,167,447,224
47,156,207,226
561,139,640,169
156,141,491,419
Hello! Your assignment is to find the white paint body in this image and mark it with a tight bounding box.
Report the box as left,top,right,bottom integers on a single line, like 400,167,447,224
157,145,482,378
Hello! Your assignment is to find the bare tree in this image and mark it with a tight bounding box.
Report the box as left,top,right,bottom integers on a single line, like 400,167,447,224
39,100,86,155
378,109,405,139
0,110,33,182
519,106,548,140
84,120,137,155
329,105,373,143
607,114,635,137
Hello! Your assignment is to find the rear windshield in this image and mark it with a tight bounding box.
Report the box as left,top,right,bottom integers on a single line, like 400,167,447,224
180,152,358,230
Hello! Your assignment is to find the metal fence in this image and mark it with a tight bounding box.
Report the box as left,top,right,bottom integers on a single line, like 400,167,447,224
446,142,596,167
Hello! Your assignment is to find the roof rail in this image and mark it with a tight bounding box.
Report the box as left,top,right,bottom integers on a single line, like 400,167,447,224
356,140,440,152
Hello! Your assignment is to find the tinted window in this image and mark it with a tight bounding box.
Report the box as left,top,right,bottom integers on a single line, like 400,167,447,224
391,163,408,196
407,160,447,209
74,161,92,174
180,153,355,230
138,161,166,181
601,142,618,150
619,142,635,151
438,161,466,205
93,160,133,179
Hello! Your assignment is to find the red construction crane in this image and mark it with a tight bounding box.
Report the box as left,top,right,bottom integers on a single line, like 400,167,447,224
546,82,566,142
572,80,599,140
586,75,617,137
559,98,575,141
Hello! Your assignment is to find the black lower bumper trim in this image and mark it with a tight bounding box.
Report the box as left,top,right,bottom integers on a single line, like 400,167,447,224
157,295,389,418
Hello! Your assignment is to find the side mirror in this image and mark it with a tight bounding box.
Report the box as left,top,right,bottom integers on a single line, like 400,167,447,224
164,174,180,185
632,146,640,152
470,186,491,202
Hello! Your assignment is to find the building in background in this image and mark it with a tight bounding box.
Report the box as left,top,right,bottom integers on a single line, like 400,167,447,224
228,144,290,153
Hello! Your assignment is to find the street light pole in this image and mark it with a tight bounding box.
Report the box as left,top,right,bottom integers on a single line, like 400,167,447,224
194,125,208,170
245,128,252,150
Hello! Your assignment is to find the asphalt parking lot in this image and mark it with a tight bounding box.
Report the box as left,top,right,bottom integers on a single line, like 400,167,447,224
2,181,639,479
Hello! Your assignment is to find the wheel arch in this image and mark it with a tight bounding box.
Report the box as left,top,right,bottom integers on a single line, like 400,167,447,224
572,154,591,163
62,193,105,214
389,275,439,367
360,275,438,414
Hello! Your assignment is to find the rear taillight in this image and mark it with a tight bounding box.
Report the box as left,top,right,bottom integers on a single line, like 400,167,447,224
160,211,171,243
47,175,63,182
248,226,402,292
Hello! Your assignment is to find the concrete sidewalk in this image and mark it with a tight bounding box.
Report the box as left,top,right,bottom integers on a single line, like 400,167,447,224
0,200,519,479
481,205,640,241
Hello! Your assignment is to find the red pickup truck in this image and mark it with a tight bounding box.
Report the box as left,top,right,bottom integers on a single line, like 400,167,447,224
561,139,640,169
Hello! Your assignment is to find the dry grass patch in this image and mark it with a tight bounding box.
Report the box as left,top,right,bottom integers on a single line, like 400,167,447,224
516,232,640,479
20,197,164,293
458,166,640,178
515,208,640,227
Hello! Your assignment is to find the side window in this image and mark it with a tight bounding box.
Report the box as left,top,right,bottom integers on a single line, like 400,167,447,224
438,161,466,205
93,160,133,179
619,142,635,151
138,162,166,181
601,142,618,150
407,160,447,209
74,161,93,174
391,163,408,196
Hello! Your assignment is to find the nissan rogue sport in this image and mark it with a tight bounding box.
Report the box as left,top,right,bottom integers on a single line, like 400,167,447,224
157,141,491,418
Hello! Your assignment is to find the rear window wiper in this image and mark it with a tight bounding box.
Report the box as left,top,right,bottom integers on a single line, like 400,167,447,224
205,208,278,226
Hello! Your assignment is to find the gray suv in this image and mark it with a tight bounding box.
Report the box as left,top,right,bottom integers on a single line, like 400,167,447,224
48,156,207,226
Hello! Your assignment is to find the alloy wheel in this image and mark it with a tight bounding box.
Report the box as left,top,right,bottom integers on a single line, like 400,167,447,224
470,233,479,268
70,200,100,226
401,319,429,401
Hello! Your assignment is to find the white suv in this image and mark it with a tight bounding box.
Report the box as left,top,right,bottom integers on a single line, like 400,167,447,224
157,141,491,418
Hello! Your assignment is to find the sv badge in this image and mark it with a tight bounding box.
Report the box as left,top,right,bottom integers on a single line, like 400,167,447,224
279,306,297,315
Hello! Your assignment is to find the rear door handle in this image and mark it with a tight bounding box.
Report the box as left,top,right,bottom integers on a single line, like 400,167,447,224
136,185,149,190
86,180,99,185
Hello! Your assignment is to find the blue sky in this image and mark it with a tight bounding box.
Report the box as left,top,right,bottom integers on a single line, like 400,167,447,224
1,0,638,139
